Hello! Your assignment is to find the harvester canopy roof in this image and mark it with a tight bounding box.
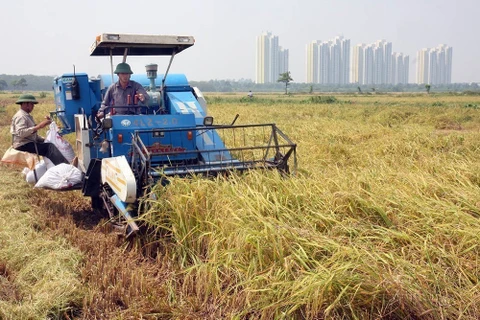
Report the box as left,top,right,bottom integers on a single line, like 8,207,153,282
90,33,195,56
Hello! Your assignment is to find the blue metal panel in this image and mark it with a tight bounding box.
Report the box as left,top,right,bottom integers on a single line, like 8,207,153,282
195,129,233,162
108,114,197,162
52,73,102,135
162,91,231,162
166,91,207,125
110,194,139,236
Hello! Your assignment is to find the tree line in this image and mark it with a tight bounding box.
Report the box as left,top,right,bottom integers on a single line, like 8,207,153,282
0,74,56,91
1,73,479,94
0,78,28,90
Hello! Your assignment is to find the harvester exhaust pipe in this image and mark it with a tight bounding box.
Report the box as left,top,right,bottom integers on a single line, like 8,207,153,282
145,64,158,91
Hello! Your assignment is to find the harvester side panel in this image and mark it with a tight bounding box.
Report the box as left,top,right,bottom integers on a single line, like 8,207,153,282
74,114,92,173
53,73,102,135
166,91,207,125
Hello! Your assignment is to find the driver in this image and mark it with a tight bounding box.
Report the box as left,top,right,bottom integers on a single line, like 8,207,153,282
96,62,149,118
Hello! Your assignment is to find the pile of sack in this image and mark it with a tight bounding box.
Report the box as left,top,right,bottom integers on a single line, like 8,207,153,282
23,161,83,189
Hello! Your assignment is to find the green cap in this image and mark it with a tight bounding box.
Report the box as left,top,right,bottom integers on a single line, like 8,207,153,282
114,62,133,74
16,94,38,105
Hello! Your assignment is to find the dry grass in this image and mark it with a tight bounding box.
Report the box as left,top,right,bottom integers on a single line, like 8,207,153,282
1,92,480,319
140,94,480,319
0,164,84,319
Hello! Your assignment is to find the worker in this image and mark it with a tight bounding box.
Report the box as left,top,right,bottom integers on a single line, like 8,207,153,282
248,90,253,99
10,94,69,165
97,62,149,118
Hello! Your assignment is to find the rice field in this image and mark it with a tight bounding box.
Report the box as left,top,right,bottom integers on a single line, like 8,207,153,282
1,92,480,319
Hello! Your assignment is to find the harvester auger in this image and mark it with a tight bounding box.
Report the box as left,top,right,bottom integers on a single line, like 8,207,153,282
51,33,297,236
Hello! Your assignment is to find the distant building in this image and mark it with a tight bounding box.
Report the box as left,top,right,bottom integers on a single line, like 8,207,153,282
392,53,409,84
351,40,408,85
256,32,289,84
306,36,350,84
416,48,430,84
416,45,453,85
375,40,392,84
351,44,365,84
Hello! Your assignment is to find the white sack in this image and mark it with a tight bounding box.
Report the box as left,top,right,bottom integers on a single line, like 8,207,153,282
24,160,51,184
45,122,75,163
43,156,55,168
34,163,83,190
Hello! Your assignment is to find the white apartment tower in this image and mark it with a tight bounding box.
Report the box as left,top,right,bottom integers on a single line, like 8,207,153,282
375,40,393,84
306,36,350,84
351,40,408,85
351,44,365,84
416,45,453,85
416,48,430,84
392,53,409,84
256,32,289,84
306,41,318,83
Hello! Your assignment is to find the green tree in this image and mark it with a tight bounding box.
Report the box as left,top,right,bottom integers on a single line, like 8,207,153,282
277,71,293,94
425,84,431,94
0,79,7,90
10,80,18,90
18,78,28,90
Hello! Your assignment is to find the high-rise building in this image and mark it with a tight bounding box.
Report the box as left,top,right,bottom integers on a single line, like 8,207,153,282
416,45,453,85
375,40,392,84
351,44,365,84
256,32,289,84
416,48,429,84
306,36,350,84
306,41,318,83
351,40,408,85
392,53,409,84
364,44,375,85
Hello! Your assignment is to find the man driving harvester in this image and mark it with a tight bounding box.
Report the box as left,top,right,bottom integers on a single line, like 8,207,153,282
96,62,149,119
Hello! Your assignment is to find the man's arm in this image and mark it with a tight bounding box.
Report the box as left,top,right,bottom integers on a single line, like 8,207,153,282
97,86,113,118
134,82,149,104
13,115,50,138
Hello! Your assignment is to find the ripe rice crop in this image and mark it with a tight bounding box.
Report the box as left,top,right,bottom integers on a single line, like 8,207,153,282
1,93,480,318
136,94,480,319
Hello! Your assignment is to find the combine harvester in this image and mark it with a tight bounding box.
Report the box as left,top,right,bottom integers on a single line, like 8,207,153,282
51,33,297,236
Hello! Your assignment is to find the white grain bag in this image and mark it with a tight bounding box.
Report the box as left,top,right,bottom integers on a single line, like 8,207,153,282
45,122,75,163
24,160,52,184
34,163,83,190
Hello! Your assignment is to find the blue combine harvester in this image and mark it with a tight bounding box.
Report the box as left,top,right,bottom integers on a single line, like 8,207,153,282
51,33,297,236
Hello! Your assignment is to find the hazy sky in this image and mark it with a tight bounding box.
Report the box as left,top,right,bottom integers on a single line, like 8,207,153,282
1,0,478,83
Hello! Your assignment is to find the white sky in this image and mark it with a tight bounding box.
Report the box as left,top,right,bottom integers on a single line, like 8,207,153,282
1,0,478,83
